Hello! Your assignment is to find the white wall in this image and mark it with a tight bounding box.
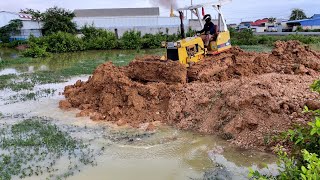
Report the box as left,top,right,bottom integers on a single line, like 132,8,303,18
303,26,320,30
21,21,43,30
73,16,184,29
73,16,189,36
251,26,266,32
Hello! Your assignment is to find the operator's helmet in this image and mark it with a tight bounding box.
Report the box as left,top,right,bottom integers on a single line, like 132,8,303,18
203,14,212,23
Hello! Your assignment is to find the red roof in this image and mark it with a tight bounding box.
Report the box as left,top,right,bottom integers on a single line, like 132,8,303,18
251,18,268,26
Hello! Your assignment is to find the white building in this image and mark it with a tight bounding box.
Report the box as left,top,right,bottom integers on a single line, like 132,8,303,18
73,7,187,37
0,11,42,40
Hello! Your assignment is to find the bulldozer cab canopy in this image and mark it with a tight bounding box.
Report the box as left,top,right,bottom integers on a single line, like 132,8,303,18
177,0,231,32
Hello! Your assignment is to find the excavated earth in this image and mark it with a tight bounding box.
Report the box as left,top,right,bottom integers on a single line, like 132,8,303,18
60,41,320,149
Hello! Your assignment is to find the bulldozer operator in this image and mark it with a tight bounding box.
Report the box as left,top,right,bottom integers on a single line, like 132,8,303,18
197,14,216,47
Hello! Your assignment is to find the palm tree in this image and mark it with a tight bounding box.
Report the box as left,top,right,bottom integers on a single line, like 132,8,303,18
268,17,276,24
290,9,307,20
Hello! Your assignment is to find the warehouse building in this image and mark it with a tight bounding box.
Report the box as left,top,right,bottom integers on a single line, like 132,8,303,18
286,14,320,31
73,7,187,37
0,11,42,40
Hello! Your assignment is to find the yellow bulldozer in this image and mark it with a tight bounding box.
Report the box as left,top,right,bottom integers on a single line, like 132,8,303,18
161,0,232,66
129,0,233,84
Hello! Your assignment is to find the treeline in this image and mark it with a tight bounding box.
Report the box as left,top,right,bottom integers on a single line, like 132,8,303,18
230,28,320,46
22,26,181,57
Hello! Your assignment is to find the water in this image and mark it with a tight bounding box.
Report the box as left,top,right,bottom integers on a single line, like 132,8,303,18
0,48,165,73
0,48,278,180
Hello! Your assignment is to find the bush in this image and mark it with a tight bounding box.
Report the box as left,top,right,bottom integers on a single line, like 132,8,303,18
229,28,320,46
23,32,85,57
119,30,142,49
165,33,180,42
81,26,117,50
0,40,27,48
22,43,50,58
142,33,166,49
186,27,196,37
43,32,85,53
230,29,259,45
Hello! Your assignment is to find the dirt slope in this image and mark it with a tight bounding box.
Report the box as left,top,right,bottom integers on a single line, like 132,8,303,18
60,41,320,149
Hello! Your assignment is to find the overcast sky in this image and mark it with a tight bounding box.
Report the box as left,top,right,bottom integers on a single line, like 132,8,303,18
0,0,319,23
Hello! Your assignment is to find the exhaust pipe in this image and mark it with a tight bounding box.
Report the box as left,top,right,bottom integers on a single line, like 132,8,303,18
179,11,185,39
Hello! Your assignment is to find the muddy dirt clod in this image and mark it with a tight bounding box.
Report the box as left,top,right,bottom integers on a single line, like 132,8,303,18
61,41,320,150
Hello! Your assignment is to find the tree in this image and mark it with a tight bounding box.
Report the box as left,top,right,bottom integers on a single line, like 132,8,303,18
290,8,307,20
42,6,77,35
0,19,23,43
268,17,276,24
22,7,77,35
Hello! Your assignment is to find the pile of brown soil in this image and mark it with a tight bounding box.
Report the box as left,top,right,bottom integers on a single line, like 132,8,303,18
60,41,320,149
126,56,187,84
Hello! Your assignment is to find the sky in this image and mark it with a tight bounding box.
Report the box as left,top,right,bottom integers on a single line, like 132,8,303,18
0,0,319,23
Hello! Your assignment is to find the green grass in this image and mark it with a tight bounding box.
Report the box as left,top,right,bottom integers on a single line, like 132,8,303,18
239,45,273,52
310,42,320,51
0,119,96,179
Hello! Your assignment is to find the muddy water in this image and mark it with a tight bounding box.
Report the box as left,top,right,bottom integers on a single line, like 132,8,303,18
0,49,278,180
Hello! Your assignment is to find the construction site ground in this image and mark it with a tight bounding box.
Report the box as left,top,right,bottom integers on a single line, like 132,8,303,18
60,41,320,150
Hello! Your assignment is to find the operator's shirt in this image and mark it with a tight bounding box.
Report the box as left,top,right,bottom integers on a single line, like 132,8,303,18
199,22,215,35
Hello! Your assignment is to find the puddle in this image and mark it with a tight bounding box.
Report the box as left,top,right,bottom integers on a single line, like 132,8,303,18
0,68,19,75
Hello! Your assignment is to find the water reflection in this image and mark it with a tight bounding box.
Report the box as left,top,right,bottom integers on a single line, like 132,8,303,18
0,48,165,73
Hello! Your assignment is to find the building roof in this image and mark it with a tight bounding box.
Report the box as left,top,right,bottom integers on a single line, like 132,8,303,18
286,14,320,26
251,18,268,26
312,14,320,19
0,11,33,20
287,19,320,26
74,7,160,17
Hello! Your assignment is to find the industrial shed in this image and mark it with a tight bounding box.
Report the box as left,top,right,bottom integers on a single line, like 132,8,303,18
73,7,186,37
286,14,320,31
0,11,42,40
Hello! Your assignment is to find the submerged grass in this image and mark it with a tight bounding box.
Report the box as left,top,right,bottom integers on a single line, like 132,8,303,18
7,88,56,103
0,118,97,179
0,74,17,90
0,57,36,69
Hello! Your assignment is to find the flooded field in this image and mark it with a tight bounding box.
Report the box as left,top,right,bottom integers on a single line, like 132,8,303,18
0,48,278,180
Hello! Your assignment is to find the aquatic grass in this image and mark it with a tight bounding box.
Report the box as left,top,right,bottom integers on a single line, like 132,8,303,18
0,74,34,92
7,82,34,91
7,88,56,103
0,57,36,69
0,74,17,90
0,118,97,179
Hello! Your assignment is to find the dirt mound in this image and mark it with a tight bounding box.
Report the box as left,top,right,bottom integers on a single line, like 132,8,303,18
60,41,320,150
126,56,187,84
188,41,320,82
62,62,178,126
